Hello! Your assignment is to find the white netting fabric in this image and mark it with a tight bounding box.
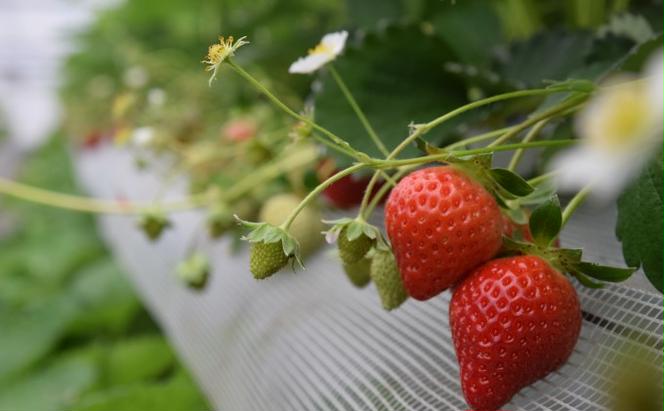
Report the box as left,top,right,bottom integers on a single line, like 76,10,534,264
75,146,662,411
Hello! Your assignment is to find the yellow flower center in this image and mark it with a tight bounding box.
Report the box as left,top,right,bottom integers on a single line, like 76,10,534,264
586,82,655,151
308,42,333,56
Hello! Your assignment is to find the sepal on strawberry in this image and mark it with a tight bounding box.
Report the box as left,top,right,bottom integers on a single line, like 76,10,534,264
237,217,303,279
176,252,210,290
138,210,171,241
324,218,383,264
502,197,637,287
370,249,408,310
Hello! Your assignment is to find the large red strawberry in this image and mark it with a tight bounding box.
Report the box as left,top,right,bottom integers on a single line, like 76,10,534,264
385,166,503,300
450,255,582,410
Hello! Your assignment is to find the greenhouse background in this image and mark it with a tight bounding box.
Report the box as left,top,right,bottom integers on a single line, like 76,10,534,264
0,1,662,410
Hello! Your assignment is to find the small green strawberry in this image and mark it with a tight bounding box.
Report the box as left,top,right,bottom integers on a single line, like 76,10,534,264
342,257,371,288
338,227,372,265
370,249,408,310
176,252,210,290
250,240,290,279
138,210,171,241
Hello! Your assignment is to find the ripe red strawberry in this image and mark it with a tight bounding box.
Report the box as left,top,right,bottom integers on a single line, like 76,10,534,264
385,166,503,300
450,255,582,410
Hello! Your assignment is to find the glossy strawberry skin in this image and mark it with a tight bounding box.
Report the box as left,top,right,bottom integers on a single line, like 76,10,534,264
385,166,503,300
450,255,582,410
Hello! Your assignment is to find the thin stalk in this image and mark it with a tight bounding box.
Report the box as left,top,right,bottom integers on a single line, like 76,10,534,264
329,66,389,156
507,119,549,171
357,88,559,216
0,177,208,215
362,166,413,218
527,170,558,186
561,186,592,227
444,126,514,150
281,163,366,229
226,59,366,162
373,139,577,169
488,96,585,147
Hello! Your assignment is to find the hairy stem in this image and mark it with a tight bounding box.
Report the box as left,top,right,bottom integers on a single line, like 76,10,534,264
281,163,367,229
227,59,367,161
507,119,549,171
561,185,592,227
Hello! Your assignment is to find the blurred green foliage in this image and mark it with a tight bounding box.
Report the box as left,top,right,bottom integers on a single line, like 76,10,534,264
0,138,209,410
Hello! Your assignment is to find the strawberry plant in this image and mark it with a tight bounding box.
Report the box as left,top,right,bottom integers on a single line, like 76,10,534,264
1,0,662,409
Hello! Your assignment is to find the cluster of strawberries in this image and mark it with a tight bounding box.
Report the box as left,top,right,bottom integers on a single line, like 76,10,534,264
339,165,582,410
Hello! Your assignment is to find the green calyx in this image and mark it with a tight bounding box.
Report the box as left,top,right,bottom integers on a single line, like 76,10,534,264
342,257,372,288
137,210,171,241
414,143,536,207
370,249,408,311
502,197,637,288
176,252,210,290
237,217,302,279
324,218,385,265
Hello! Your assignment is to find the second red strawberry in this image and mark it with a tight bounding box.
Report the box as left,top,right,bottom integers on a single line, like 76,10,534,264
385,166,503,300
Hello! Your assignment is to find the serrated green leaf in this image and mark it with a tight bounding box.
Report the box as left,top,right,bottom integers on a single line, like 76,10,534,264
490,168,534,197
504,208,528,225
574,262,636,283
616,154,663,292
529,196,562,247
315,26,468,166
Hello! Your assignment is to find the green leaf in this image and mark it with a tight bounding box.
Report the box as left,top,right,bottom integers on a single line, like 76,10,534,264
0,351,98,411
490,168,534,197
574,262,636,283
571,270,605,289
71,374,208,411
616,154,663,292
528,196,562,247
315,25,468,165
430,0,504,67
494,30,595,88
0,299,77,381
67,259,140,336
104,336,174,386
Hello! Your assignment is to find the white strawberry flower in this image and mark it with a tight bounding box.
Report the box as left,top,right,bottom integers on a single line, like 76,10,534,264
288,31,348,74
551,49,663,199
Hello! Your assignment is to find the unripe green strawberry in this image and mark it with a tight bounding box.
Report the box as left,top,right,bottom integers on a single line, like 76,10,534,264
250,241,289,279
176,253,210,290
338,227,372,265
342,257,371,288
259,193,323,256
370,250,408,310
138,211,171,241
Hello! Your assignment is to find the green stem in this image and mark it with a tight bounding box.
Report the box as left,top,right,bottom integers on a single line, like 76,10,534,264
0,176,209,215
226,59,366,162
224,145,318,201
357,88,559,216
280,163,367,229
527,170,558,186
329,65,389,156
561,186,592,227
362,166,413,218
373,139,577,169
488,95,585,147
444,126,514,150
507,119,549,171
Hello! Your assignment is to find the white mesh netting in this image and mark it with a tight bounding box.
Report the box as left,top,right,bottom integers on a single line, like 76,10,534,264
75,146,662,411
